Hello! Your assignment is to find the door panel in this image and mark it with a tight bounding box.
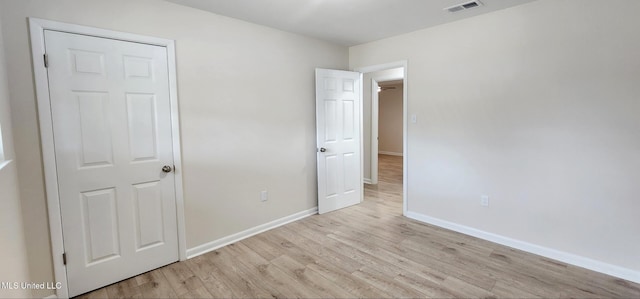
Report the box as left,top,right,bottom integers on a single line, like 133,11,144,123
132,181,165,250
324,99,338,141
324,155,339,197
316,69,363,214
45,30,178,297
81,188,120,265
76,91,113,167
342,100,355,140
343,153,357,193
126,93,159,162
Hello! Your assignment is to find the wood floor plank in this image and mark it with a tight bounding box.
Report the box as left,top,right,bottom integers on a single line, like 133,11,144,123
327,228,449,285
253,229,319,266
184,255,236,298
277,224,364,273
260,263,323,298
203,248,273,298
137,269,178,298
226,241,324,298
133,272,151,287
74,154,640,299
76,287,109,299
239,233,282,261
490,280,541,299
393,271,458,298
160,261,199,296
396,238,499,290
177,285,213,299
270,254,355,298
197,275,235,299
352,266,428,298
225,242,270,268
104,278,141,299
441,276,496,298
306,259,393,298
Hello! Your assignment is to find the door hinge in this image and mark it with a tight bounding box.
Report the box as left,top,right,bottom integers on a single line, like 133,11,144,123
62,253,67,265
44,54,49,68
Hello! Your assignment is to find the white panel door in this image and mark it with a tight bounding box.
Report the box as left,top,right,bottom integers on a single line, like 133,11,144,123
44,30,178,297
316,69,363,214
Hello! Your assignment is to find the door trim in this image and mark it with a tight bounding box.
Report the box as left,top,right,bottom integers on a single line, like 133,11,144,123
371,78,379,185
29,18,187,298
354,61,408,216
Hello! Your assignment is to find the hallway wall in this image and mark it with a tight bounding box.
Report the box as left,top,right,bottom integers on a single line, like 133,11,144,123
378,83,403,155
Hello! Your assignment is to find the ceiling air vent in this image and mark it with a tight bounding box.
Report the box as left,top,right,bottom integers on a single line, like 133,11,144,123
444,0,483,13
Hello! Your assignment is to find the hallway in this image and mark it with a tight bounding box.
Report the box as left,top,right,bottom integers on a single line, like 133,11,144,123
364,154,403,215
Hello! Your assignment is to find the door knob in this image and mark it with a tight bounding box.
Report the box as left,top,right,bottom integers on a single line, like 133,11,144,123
319,148,327,152
162,165,173,173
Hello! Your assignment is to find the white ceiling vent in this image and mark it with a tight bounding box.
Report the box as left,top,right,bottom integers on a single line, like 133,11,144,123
444,0,483,13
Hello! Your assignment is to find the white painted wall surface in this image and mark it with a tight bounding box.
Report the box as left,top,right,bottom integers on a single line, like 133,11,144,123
0,1,347,296
0,16,32,299
378,83,403,155
351,0,640,275
0,164,31,299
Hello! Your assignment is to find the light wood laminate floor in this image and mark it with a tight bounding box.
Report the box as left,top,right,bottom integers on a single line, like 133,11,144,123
77,155,640,298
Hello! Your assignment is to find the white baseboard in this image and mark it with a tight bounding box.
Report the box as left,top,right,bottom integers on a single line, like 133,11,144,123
405,211,640,284
363,178,372,184
379,151,403,156
186,207,318,259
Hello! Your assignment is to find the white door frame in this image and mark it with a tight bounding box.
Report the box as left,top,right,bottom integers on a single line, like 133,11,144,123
29,18,187,298
371,78,379,185
355,61,408,216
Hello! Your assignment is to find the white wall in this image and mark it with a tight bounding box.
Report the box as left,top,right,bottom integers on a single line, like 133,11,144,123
378,83,403,155
0,15,32,299
351,0,640,279
0,1,347,296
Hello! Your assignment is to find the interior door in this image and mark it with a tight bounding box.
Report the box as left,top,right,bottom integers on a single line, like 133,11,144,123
45,30,178,296
315,68,363,214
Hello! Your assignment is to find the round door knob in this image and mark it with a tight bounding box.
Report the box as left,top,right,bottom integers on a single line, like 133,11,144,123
320,148,327,152
162,165,173,173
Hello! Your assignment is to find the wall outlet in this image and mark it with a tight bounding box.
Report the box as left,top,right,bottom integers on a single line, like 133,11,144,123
260,190,268,202
480,195,489,207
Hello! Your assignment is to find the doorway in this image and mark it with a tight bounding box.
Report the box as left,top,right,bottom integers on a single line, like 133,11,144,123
374,80,404,210
377,80,404,157
355,62,407,216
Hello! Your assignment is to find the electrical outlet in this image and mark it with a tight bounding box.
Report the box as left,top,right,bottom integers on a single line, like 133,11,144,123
480,195,489,207
260,190,268,202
